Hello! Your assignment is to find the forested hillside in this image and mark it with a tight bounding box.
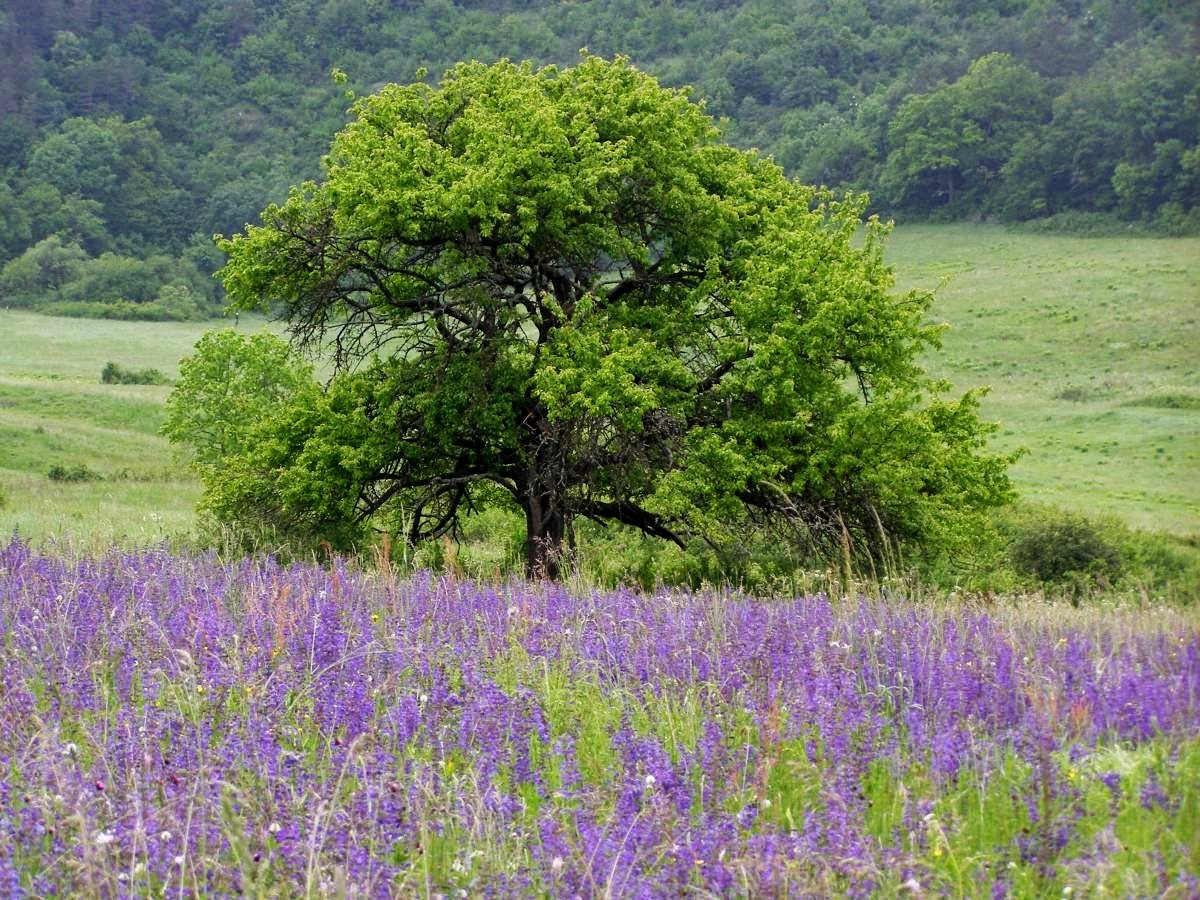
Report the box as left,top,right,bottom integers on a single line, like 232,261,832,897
0,0,1197,319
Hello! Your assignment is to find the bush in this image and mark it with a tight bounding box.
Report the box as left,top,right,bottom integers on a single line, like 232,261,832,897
1010,211,1154,238
47,463,102,483
40,298,202,321
1153,202,1200,237
1008,510,1122,585
100,361,170,385
1116,530,1200,601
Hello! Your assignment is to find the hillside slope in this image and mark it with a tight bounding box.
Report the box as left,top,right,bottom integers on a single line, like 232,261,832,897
0,0,1197,320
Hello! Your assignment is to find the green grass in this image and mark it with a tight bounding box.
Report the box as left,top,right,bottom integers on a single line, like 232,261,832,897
1,225,1197,548
0,312,249,545
889,225,1200,535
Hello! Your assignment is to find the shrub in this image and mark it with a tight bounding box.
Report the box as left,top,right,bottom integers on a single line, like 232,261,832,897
1009,511,1121,585
47,463,102,483
1011,212,1153,238
1116,530,1200,601
100,361,169,385
41,298,201,321
1153,202,1200,237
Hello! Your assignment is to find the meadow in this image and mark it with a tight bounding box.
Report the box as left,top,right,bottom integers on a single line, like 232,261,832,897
0,314,231,547
2,225,1197,553
1,540,1197,896
888,226,1200,536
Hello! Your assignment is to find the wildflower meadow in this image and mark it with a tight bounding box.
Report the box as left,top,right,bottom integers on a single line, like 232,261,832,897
1,539,1197,896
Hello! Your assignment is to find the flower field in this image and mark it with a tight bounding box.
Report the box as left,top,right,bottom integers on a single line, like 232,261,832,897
1,540,1197,897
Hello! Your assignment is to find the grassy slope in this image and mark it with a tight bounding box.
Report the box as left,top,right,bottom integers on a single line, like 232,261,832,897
889,225,1200,536
0,226,1196,546
0,314,225,546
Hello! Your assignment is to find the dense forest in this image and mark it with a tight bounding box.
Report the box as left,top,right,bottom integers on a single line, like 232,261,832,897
0,0,1197,319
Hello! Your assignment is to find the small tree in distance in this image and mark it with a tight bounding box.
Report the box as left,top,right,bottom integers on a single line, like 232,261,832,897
190,55,1012,578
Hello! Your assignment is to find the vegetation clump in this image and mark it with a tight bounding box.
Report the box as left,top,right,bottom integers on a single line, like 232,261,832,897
47,463,102,483
0,237,218,320
100,361,169,385
1009,510,1123,586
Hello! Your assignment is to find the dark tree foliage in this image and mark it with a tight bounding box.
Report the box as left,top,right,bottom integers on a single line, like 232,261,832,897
0,0,1196,318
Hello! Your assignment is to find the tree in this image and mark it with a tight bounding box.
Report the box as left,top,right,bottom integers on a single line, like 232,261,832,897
0,235,88,307
882,53,1049,216
163,331,314,470
205,56,1012,578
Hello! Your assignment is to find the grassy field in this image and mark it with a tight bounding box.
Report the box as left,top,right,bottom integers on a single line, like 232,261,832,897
0,314,237,546
889,225,1200,535
1,225,1197,549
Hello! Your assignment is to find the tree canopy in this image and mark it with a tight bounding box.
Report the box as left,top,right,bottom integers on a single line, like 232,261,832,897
173,57,1013,577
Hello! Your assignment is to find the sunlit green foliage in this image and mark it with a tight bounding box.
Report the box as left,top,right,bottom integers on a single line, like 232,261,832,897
178,57,1015,576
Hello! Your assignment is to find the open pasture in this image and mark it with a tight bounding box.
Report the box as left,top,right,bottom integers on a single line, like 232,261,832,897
889,226,1200,535
0,313,225,546
1,541,1197,895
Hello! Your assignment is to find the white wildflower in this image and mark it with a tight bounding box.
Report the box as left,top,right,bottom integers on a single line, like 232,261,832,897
268,822,282,834
94,830,116,846
551,856,564,873
644,774,656,788
159,830,172,841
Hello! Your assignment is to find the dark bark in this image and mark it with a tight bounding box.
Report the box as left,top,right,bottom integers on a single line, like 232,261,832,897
519,407,568,579
523,484,566,580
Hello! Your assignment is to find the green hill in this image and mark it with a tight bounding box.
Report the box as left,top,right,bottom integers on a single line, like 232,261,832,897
1,1,1197,320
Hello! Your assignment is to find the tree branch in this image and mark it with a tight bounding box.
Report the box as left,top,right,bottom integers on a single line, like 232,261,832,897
573,498,686,548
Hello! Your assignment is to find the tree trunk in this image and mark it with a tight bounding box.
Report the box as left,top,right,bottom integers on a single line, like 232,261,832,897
523,488,566,580
520,408,568,579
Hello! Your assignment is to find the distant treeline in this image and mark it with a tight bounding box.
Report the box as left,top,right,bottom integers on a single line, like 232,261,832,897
0,0,1196,318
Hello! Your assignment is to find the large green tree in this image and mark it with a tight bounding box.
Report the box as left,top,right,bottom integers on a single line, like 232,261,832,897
198,56,1011,577
881,54,1049,215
